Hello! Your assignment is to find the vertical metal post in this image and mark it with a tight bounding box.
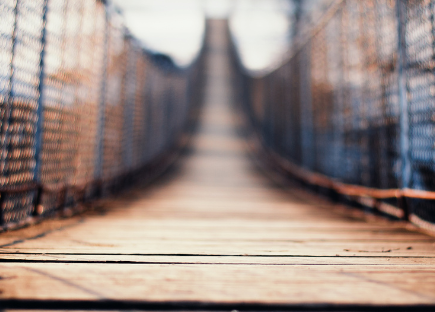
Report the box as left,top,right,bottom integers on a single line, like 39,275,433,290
431,0,435,102
141,59,148,164
34,0,49,185
264,78,273,148
94,4,109,184
144,67,154,163
123,38,135,171
335,10,345,180
0,0,20,225
397,0,411,219
0,192,4,226
0,0,20,182
300,41,314,170
261,79,268,146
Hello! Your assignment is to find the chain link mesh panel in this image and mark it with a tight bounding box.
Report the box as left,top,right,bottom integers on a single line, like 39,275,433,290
40,0,80,213
101,6,125,186
73,0,105,191
230,0,435,230
0,0,44,223
405,1,435,224
0,0,206,229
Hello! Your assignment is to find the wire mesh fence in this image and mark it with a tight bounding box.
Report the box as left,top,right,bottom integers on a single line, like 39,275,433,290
230,0,435,231
0,0,206,229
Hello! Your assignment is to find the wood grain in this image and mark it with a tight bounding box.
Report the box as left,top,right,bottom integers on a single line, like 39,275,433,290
0,19,434,308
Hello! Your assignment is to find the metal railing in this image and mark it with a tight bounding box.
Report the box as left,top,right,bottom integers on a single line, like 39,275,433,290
0,0,206,229
230,0,435,232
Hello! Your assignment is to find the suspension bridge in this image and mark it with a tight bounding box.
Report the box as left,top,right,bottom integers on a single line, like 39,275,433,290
1,1,435,311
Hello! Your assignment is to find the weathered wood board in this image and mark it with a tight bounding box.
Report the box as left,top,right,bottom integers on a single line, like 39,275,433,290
0,19,434,309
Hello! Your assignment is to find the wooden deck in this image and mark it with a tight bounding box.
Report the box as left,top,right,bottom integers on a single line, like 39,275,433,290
1,20,435,310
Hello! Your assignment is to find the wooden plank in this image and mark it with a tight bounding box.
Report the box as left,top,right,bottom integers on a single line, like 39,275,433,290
0,263,434,304
2,242,433,257
0,19,434,307
0,254,434,265
0,217,84,248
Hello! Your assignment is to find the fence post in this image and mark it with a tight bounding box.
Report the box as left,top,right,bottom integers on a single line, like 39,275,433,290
0,0,20,225
1,0,19,179
397,0,411,219
0,192,4,226
300,41,314,170
34,0,49,201
432,1,435,55
121,36,136,175
335,9,345,181
94,4,109,190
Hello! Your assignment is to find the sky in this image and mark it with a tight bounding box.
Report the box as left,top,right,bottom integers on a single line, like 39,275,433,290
112,0,291,71
230,0,291,72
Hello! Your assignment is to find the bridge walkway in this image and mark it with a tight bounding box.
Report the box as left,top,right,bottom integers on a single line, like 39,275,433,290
0,19,435,309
